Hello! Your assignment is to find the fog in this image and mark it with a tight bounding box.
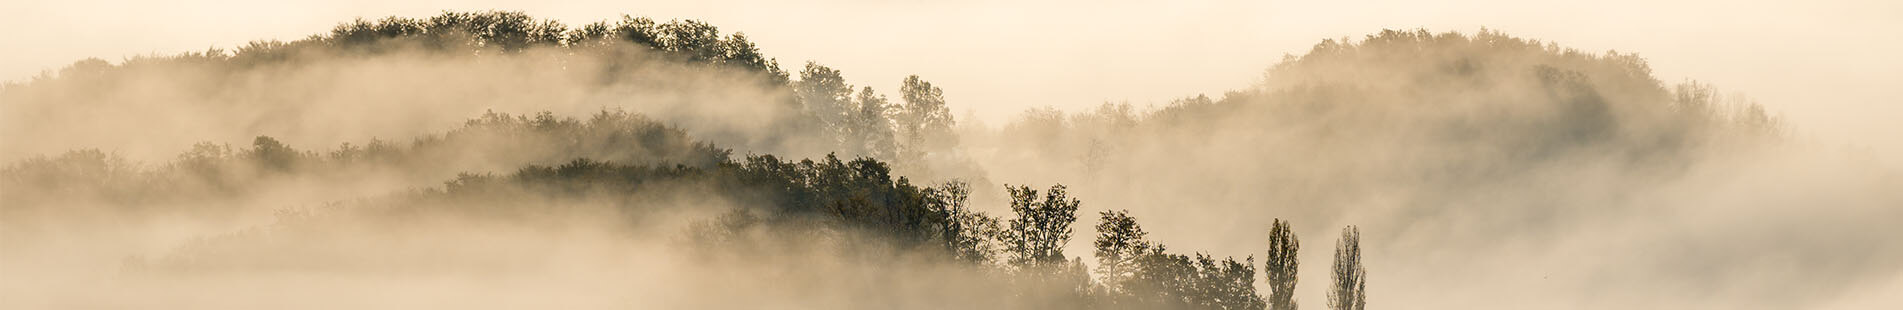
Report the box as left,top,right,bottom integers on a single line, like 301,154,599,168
954,31,1902,309
2,6,1901,310
0,38,812,162
3,0,1900,155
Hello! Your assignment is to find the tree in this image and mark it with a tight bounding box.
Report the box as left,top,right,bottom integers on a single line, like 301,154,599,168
994,184,1089,307
417,11,566,53
896,75,955,162
246,136,302,171
1095,209,1153,298
848,86,897,159
795,62,855,146
718,32,777,75
930,181,997,264
1265,219,1300,310
1094,209,1264,310
1121,248,1264,310
1198,254,1266,310
1004,184,1081,268
1328,226,1366,310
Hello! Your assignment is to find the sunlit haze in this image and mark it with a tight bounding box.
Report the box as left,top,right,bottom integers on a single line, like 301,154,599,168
2,1,1899,309
4,0,1898,153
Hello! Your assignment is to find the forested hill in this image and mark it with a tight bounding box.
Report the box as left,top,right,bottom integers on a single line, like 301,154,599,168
0,11,954,170
4,11,1894,310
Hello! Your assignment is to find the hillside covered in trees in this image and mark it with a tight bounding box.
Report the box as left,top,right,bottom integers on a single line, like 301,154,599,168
3,11,1899,310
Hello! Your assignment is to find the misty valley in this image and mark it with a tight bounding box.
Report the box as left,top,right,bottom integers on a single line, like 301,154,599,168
2,11,1899,310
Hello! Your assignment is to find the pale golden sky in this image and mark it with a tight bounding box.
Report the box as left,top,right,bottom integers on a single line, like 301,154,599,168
3,0,1898,154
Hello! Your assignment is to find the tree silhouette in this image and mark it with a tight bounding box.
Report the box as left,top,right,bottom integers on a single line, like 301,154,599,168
245,136,306,172
1328,226,1366,310
1095,209,1153,299
848,86,898,159
897,75,955,163
1004,184,1080,268
1265,218,1300,310
1093,209,1267,310
929,181,996,264
796,62,855,147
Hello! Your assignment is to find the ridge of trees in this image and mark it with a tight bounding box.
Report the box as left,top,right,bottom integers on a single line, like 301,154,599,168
302,163,1363,310
795,62,959,167
0,110,725,210
985,30,1788,213
3,11,964,176
25,107,1367,309
4,11,788,92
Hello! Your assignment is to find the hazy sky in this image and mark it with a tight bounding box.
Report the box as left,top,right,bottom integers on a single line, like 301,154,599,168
3,0,1898,154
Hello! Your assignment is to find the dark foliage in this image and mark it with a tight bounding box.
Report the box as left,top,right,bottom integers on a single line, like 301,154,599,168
0,110,726,211
1329,227,1367,310
1265,219,1301,310
1095,210,1268,310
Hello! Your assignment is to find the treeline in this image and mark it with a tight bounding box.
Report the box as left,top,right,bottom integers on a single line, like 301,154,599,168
321,11,965,168
0,11,964,173
0,110,724,213
792,64,959,166
1,11,790,104
11,108,1366,309
995,30,1783,180
148,160,1374,310
453,163,1375,310
39,11,787,83
974,30,1788,239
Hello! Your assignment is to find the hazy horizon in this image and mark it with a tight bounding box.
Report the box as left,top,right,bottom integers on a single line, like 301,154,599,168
4,0,1899,157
